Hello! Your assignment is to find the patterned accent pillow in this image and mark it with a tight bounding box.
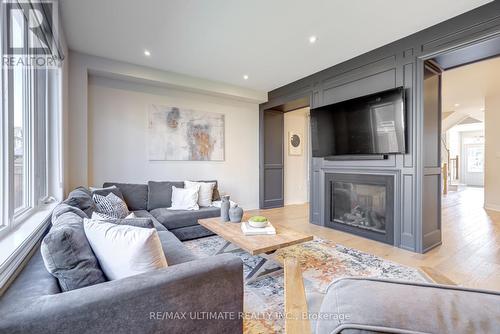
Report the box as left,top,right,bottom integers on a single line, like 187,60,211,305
93,193,130,219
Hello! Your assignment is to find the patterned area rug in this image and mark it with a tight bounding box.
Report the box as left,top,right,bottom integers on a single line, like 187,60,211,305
183,236,428,334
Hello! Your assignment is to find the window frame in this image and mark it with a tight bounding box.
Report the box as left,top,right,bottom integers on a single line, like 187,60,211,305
1,3,51,234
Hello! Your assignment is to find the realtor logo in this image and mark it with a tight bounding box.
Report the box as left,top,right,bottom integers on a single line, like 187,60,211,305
2,0,61,68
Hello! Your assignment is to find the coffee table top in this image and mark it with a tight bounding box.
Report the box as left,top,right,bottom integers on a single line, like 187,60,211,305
198,215,313,255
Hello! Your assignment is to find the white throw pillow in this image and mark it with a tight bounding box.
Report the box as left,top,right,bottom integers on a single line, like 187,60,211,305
83,219,167,280
184,181,216,207
169,186,200,210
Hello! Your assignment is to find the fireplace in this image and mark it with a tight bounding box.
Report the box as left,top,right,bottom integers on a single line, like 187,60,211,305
325,173,394,244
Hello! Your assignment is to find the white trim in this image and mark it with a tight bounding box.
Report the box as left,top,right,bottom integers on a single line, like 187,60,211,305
484,203,500,212
0,202,55,290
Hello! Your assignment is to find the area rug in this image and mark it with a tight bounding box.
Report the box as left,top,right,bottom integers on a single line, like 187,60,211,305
183,236,429,334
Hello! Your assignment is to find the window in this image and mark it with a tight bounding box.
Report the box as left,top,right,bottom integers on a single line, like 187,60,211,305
12,58,28,213
1,1,59,235
11,9,28,213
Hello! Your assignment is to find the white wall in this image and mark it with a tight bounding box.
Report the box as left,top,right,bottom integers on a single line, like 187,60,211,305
485,94,500,211
87,76,260,209
67,51,266,192
283,108,309,205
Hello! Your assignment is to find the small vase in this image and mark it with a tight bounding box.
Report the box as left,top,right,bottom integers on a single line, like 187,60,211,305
229,205,244,223
220,195,230,222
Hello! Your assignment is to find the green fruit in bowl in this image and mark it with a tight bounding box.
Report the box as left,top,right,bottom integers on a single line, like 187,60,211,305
248,216,268,228
249,216,267,222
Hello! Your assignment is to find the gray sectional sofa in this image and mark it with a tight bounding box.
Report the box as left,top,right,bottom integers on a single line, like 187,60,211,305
104,181,222,240
0,182,244,334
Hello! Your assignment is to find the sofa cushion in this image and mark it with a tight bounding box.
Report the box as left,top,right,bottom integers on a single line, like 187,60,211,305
170,224,215,241
150,206,221,230
103,182,148,211
316,278,500,334
51,203,87,223
90,214,155,229
40,212,107,291
133,210,168,231
0,251,61,312
147,181,184,210
63,186,95,217
157,231,197,265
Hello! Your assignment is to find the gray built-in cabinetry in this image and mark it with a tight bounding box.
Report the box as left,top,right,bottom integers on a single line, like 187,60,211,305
259,2,500,252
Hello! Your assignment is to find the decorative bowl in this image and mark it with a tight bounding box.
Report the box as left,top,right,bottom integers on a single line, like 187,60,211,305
248,216,268,228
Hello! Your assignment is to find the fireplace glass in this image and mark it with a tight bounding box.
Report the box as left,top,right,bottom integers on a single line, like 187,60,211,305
332,181,386,234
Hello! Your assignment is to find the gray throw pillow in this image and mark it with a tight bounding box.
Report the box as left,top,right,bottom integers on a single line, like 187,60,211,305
147,181,184,210
107,218,154,229
90,185,124,200
102,182,149,211
63,186,96,217
52,203,88,223
93,193,130,219
41,212,107,291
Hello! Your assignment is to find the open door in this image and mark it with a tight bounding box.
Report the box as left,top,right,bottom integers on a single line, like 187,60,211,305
421,60,443,251
260,110,284,208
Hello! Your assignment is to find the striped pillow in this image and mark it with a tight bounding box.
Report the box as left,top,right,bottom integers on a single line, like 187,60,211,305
93,193,129,219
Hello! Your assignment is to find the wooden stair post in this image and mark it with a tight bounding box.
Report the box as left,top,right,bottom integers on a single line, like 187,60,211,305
442,162,448,195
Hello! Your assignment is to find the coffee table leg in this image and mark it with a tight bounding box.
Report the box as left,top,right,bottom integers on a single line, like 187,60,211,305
245,253,283,284
214,240,232,255
214,242,283,284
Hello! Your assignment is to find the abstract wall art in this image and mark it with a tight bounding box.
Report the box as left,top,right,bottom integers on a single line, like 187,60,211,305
148,105,225,161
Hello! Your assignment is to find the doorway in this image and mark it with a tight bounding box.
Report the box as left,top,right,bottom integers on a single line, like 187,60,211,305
439,56,499,198
430,48,500,256
259,97,310,209
283,107,310,205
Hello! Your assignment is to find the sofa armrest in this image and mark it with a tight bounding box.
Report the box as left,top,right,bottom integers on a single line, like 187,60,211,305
317,277,500,334
1,254,243,334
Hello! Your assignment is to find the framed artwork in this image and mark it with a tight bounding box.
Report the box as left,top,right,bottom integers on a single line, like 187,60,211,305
288,131,303,156
148,105,225,161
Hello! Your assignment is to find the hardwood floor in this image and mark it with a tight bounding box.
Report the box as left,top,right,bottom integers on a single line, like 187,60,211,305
250,187,500,291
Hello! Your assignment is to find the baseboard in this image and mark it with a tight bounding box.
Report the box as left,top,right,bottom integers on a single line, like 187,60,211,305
484,203,500,212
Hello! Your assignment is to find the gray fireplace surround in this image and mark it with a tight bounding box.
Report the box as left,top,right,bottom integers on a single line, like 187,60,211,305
310,159,406,249
325,172,394,245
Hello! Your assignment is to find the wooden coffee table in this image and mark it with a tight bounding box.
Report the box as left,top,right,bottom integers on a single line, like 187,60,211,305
198,215,313,283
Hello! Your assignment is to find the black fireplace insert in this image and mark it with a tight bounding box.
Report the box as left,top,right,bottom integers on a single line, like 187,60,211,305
324,173,394,245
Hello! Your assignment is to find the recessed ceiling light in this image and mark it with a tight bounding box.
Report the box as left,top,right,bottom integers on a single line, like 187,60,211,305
144,50,151,56
243,75,249,80
309,35,318,44
454,103,460,107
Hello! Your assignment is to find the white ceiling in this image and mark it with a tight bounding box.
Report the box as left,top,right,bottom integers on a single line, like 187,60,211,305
60,0,492,92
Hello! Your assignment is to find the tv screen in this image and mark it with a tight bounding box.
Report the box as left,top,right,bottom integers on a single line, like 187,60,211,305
311,87,406,157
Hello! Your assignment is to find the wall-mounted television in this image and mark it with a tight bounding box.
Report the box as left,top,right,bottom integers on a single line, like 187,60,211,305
311,87,406,157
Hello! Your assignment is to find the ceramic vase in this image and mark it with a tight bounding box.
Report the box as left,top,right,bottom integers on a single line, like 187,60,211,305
220,195,230,222
229,205,244,223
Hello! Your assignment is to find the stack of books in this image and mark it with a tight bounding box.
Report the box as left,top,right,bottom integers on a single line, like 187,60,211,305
241,221,276,235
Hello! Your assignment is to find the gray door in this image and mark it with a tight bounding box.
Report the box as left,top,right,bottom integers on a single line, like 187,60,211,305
260,110,284,208
422,60,443,251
